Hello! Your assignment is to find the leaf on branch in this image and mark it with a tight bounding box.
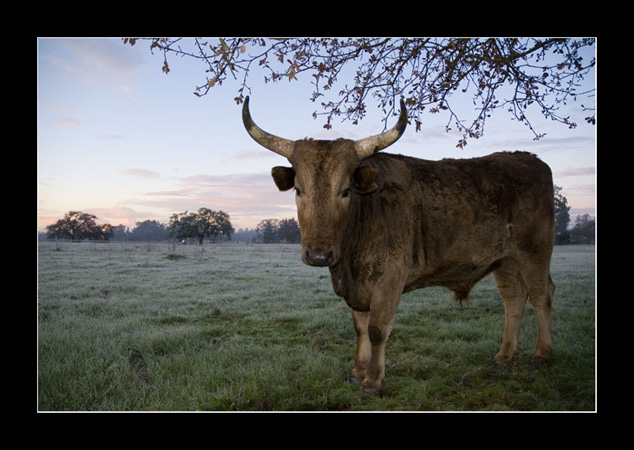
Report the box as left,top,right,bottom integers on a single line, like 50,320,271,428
286,69,297,81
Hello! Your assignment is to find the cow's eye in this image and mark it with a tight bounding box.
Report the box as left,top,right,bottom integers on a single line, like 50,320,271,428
294,187,301,197
342,188,351,198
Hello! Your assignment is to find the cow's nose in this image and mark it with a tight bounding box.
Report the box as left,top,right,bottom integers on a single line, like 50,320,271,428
305,249,334,267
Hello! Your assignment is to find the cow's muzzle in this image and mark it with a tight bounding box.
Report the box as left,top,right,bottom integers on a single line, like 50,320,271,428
304,249,334,267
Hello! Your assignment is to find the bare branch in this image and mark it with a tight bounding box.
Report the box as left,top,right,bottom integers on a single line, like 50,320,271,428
124,37,595,146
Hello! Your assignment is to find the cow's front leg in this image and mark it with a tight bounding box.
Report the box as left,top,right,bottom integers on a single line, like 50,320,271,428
359,294,400,395
350,309,370,383
360,325,391,394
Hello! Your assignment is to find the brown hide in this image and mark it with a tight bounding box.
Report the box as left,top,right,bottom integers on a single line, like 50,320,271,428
329,151,555,311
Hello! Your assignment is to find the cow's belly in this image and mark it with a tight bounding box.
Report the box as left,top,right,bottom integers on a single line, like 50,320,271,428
403,256,504,300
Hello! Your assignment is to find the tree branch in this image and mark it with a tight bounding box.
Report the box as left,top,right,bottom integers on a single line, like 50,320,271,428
124,37,595,146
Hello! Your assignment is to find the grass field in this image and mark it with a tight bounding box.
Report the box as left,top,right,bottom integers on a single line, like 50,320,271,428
37,241,596,411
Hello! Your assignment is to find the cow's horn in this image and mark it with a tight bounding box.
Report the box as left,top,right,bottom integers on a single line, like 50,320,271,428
354,99,408,159
242,96,295,159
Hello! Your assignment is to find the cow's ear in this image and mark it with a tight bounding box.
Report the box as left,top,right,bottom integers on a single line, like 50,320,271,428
271,166,295,191
353,166,378,194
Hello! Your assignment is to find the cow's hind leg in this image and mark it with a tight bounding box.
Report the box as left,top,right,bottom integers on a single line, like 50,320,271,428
523,266,555,366
493,258,528,364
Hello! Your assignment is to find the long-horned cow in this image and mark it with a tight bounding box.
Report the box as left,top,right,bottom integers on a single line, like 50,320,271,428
242,96,555,394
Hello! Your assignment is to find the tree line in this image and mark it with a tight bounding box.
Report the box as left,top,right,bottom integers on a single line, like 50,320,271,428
43,209,302,244
554,186,595,245
43,186,594,245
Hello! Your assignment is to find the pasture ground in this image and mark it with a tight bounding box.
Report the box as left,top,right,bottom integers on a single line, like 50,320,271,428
37,241,596,411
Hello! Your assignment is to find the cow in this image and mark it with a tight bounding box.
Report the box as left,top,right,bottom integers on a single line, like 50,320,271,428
242,96,555,394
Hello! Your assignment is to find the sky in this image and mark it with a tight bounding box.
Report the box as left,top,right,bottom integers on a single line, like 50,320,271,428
37,38,596,232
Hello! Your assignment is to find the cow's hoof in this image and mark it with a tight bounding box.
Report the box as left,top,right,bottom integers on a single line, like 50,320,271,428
530,355,550,368
361,385,383,397
492,353,513,365
360,380,383,397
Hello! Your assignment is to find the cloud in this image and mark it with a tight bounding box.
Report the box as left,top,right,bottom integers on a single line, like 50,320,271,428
182,173,272,187
505,135,595,154
120,168,160,178
565,184,595,196
555,167,596,178
53,118,82,129
40,98,67,112
222,150,278,162
84,206,153,228
42,38,146,94
130,172,296,229
145,187,199,197
101,134,129,140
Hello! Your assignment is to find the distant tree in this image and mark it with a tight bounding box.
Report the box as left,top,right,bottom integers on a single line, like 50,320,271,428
197,208,234,243
124,38,595,147
554,185,571,245
111,224,130,241
570,214,595,244
130,220,168,241
46,211,112,241
256,219,280,243
168,211,197,243
168,208,234,244
100,224,114,241
278,218,301,243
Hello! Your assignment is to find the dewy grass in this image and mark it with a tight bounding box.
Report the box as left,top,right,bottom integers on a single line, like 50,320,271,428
38,242,595,411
